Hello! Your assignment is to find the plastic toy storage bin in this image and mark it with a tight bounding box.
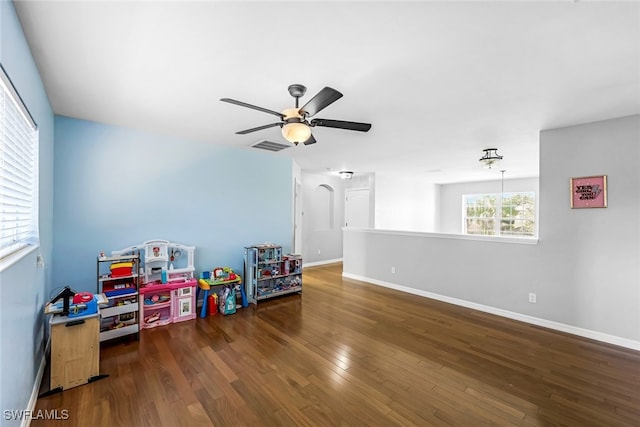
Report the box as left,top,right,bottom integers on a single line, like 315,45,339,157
110,262,133,277
139,283,173,329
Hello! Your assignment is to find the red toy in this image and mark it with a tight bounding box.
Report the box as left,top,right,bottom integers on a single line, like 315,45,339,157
208,294,217,315
72,292,93,304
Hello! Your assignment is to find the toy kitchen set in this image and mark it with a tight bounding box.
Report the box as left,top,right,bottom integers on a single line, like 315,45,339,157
107,239,197,333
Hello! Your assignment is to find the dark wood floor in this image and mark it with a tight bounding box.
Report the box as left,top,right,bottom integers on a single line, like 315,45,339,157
34,263,640,426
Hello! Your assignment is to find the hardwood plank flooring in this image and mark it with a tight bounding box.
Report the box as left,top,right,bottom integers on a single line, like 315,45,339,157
33,263,640,426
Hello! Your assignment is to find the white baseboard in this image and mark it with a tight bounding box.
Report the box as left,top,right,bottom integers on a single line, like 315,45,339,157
342,272,640,352
22,336,49,427
303,258,343,268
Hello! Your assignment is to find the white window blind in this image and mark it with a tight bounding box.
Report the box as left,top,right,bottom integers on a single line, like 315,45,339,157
0,64,39,260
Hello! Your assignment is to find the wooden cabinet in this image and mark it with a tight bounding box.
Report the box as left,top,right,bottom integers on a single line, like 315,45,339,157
244,244,302,304
49,313,100,391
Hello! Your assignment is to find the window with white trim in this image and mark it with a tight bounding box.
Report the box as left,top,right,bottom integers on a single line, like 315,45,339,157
463,192,536,237
0,64,39,260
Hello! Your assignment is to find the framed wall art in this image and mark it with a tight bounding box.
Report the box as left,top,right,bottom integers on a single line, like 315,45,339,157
570,175,607,208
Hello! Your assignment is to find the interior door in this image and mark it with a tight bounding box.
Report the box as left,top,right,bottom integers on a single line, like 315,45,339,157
345,188,370,228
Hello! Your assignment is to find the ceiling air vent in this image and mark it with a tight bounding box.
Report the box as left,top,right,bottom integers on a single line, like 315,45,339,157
251,140,291,152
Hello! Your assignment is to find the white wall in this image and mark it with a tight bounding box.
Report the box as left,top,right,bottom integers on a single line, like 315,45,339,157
344,115,640,349
375,172,440,232
376,173,540,235
439,177,539,234
537,114,639,342
300,171,376,264
292,161,302,254
301,172,346,263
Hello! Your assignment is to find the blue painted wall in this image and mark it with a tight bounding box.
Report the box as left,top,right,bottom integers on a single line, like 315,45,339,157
53,116,293,293
0,0,55,424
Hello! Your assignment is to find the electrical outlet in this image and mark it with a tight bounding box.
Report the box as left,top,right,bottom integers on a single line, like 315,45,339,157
529,293,537,303
391,266,396,274
317,249,321,255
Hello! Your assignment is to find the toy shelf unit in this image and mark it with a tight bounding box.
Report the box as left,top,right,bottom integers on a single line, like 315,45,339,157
112,239,195,286
139,279,197,329
96,254,140,342
244,244,302,304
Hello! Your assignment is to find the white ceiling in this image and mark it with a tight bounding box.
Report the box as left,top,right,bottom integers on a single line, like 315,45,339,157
13,1,640,183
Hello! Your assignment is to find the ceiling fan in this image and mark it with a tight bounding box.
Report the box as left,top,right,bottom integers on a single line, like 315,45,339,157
220,84,372,146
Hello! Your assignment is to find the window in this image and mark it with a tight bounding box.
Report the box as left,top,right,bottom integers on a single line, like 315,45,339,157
464,194,497,236
463,192,535,237
0,64,39,260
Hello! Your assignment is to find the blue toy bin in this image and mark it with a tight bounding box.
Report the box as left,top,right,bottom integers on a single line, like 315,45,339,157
68,295,98,318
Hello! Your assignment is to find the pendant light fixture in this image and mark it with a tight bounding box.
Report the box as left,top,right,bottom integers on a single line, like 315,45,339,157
479,148,503,169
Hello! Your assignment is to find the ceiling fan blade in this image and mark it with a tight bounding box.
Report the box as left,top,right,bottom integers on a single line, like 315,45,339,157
221,98,283,119
236,122,282,135
302,134,317,145
299,87,343,117
310,118,372,132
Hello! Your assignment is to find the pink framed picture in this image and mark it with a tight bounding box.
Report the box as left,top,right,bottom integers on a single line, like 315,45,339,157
570,175,607,208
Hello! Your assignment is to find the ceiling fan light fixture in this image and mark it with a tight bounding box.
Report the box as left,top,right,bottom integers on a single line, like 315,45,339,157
281,108,311,144
479,148,503,169
281,122,311,145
